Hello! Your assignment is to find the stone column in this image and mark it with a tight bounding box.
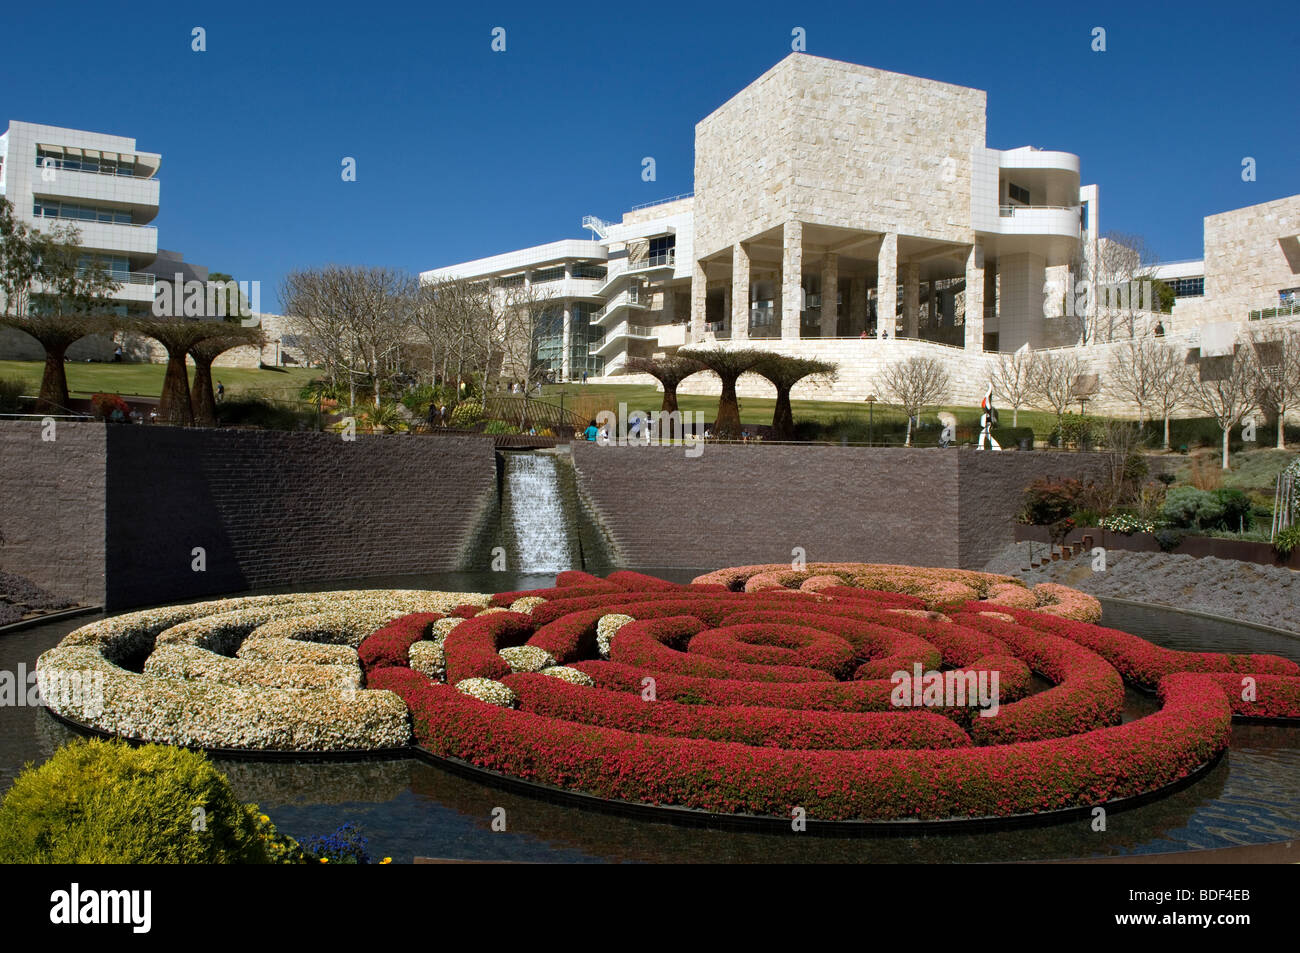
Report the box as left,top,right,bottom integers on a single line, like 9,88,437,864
965,240,984,351
875,233,897,338
903,261,920,338
561,302,572,381
850,275,867,332
782,221,803,339
820,252,839,337
731,242,750,341
928,279,938,327
662,283,676,324
691,259,707,341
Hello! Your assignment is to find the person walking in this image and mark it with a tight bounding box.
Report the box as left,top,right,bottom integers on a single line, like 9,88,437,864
216,381,225,402
584,419,599,442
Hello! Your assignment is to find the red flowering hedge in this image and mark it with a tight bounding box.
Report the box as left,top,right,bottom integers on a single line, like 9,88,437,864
358,612,443,673
353,569,1298,822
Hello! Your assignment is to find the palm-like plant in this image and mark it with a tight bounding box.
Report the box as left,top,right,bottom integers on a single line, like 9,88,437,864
188,326,266,426
680,347,771,438
624,355,704,414
753,355,837,440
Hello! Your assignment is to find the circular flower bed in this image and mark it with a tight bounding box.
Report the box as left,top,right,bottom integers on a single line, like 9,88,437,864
362,567,1299,822
39,565,1300,823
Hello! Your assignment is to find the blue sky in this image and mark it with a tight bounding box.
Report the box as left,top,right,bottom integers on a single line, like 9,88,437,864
4,0,1296,310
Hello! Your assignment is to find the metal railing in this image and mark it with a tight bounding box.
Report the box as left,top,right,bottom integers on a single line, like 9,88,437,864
999,204,1081,217
1249,302,1300,321
627,250,675,270
628,192,693,212
35,156,156,181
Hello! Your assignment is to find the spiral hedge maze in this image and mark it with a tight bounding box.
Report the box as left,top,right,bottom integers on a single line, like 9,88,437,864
39,565,1300,824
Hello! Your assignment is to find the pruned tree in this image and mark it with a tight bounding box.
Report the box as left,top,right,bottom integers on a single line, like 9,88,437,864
1075,232,1162,343
1029,350,1088,438
132,320,233,426
1146,342,1195,451
500,280,560,396
754,355,837,440
0,199,121,412
680,347,769,438
991,349,1035,427
188,326,266,426
625,355,704,414
1250,326,1300,449
877,355,952,446
1187,341,1260,469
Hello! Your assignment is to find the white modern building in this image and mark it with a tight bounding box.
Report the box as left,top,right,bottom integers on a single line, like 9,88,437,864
423,54,1103,380
0,121,161,314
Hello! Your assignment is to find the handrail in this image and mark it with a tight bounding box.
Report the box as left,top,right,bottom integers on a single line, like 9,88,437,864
629,192,694,212
35,156,157,182
999,204,1081,217
35,213,157,230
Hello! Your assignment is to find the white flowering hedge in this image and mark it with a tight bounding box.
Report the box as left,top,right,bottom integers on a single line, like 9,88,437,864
37,589,489,752
538,665,596,687
596,614,635,659
409,641,446,680
455,677,517,708
498,645,557,673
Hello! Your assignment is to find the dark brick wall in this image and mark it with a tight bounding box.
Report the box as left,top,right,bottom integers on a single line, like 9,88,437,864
571,443,962,570
103,428,496,609
0,421,106,605
956,447,1111,568
572,443,1113,573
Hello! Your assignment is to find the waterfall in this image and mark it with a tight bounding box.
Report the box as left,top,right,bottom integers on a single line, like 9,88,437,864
501,453,580,572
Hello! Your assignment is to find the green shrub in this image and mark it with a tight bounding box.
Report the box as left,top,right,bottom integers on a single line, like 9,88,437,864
0,739,285,863
1212,487,1254,532
0,376,26,412
1274,526,1300,559
448,400,484,429
1154,528,1184,552
482,419,516,435
1160,486,1224,530
217,397,316,431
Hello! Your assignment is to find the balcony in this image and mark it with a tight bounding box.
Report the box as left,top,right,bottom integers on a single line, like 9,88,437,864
32,217,158,257
994,205,1082,238
35,168,160,213
593,322,655,357
626,249,676,273
593,287,649,325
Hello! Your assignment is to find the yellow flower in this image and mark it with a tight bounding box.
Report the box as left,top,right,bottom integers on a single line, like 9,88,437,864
259,814,269,824
380,857,392,864
320,858,329,864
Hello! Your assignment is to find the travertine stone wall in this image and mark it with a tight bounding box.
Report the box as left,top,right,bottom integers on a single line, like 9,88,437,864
694,55,985,261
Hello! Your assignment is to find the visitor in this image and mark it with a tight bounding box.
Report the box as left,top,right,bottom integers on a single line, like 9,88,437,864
113,345,123,363
859,330,867,339
216,382,225,402
881,328,889,340
439,404,447,426
1154,320,1165,338
584,419,599,442
582,371,588,385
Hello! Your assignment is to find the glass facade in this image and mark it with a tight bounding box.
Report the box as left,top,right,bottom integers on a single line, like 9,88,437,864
33,198,133,225
36,147,141,177
571,262,607,280
567,301,604,378
1165,275,1205,298
532,266,565,283
533,304,565,379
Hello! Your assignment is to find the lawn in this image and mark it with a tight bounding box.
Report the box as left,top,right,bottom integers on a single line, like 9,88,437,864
0,360,318,404
541,381,1067,438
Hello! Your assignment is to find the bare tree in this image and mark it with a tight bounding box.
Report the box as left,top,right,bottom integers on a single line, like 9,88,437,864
499,281,560,393
878,355,952,446
1250,326,1300,449
1187,342,1260,469
992,349,1036,427
1146,342,1195,451
1108,337,1162,428
1029,351,1086,435
1071,232,1160,344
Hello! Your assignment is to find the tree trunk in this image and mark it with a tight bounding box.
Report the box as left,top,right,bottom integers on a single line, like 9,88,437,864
37,343,72,414
660,383,679,415
1222,427,1230,470
771,387,795,440
1278,400,1287,450
1012,406,1019,427
904,414,913,447
1163,412,1171,451
190,354,218,427
714,374,742,438
158,351,194,426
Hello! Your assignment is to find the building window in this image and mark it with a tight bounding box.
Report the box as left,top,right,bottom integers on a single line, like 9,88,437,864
571,262,607,280
1166,276,1205,298
32,199,133,225
532,266,565,283
1007,182,1030,205
495,273,526,288
35,148,140,177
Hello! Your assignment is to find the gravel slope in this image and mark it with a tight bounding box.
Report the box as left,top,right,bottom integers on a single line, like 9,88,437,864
983,543,1299,634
